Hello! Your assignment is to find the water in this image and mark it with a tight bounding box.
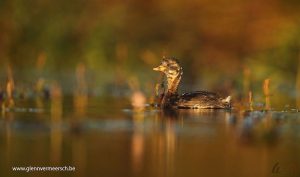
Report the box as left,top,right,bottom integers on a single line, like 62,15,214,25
0,97,300,177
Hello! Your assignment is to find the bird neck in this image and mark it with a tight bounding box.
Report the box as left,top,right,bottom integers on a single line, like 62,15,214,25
166,72,182,95
160,69,182,109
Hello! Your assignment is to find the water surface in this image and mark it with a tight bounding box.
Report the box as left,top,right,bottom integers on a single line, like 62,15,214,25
0,97,300,177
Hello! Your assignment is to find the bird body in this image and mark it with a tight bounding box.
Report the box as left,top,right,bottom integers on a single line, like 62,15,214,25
153,57,231,109
177,91,231,109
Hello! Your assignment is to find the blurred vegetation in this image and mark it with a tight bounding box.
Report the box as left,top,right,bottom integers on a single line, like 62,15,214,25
1,0,300,107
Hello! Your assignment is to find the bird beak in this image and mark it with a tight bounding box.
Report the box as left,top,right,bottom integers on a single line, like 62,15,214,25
153,65,165,72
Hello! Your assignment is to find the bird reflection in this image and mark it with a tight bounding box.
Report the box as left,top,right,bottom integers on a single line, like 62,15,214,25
150,109,231,177
160,108,231,120
160,109,179,120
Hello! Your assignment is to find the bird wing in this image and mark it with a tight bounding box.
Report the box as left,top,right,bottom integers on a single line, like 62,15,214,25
178,91,225,108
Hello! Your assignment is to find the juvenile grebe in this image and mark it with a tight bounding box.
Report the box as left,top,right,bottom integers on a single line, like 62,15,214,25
153,57,231,109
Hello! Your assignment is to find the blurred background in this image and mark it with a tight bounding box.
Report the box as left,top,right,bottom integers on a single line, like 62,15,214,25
1,1,300,177
1,0,300,108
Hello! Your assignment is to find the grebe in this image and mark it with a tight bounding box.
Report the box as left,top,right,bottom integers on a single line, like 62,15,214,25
153,57,231,109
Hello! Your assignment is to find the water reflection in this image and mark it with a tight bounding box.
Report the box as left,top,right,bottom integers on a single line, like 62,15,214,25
72,136,86,177
131,123,144,175
74,63,88,117
238,111,281,146
3,111,13,171
135,109,233,177
6,65,15,108
0,98,299,177
72,64,88,177
50,82,62,166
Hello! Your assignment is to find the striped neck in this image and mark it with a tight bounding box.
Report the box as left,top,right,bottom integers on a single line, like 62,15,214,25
166,67,183,95
166,71,182,95
161,72,182,108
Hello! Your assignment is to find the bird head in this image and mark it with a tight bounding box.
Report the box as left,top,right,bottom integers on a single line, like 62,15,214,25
153,57,182,80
